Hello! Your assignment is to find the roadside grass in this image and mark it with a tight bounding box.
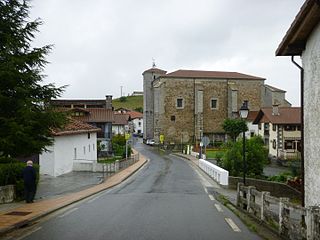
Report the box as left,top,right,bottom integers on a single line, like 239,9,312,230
205,149,226,159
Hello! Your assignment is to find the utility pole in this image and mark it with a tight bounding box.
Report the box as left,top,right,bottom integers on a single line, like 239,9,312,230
120,86,123,97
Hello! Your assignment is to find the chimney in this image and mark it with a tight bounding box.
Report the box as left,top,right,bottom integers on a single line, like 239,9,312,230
105,95,113,109
272,103,280,116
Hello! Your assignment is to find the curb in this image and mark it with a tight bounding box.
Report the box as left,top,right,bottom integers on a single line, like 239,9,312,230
0,157,148,237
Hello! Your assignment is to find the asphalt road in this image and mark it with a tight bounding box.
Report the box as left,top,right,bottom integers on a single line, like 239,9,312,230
11,141,261,240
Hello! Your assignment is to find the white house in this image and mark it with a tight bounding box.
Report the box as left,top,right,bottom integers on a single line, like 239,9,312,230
253,106,301,160
276,0,320,207
129,111,143,136
40,119,100,177
112,114,130,135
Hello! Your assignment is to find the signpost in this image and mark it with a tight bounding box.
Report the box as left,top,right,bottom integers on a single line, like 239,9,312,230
125,133,131,159
202,136,210,157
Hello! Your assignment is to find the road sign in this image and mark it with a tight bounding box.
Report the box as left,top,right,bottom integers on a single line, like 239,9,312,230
202,136,210,147
160,134,164,144
125,133,131,140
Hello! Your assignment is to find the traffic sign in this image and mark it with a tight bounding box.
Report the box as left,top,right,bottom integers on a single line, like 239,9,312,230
202,136,210,147
160,134,164,144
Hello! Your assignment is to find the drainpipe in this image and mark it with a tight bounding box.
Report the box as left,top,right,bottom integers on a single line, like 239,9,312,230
291,55,304,207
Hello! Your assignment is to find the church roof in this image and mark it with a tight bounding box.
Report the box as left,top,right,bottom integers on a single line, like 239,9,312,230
162,70,265,80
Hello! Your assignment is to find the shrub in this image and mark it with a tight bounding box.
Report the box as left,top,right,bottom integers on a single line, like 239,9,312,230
0,162,39,200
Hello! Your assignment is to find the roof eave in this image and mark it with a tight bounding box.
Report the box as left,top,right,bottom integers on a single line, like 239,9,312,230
276,0,320,56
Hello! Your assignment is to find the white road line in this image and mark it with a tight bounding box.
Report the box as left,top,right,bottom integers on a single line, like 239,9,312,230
16,227,42,240
204,187,208,194
208,194,215,201
58,208,79,218
214,203,223,212
225,218,241,232
87,195,101,203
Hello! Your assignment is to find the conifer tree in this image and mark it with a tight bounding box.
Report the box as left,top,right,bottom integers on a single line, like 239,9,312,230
0,0,66,158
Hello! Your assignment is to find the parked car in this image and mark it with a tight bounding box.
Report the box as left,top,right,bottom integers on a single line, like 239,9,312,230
146,139,155,145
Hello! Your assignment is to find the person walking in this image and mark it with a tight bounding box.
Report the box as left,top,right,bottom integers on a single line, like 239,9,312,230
23,160,37,203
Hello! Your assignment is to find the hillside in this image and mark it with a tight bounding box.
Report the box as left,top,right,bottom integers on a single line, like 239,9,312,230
112,95,143,112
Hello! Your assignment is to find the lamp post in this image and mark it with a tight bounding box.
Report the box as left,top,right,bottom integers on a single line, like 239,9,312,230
239,101,249,185
199,129,203,159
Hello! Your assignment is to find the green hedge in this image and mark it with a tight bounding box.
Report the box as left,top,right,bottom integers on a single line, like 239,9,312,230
0,162,39,200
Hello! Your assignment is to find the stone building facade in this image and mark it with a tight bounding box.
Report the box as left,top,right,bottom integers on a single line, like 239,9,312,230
143,68,289,145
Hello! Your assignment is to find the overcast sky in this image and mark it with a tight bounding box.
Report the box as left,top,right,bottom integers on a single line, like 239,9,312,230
30,0,304,106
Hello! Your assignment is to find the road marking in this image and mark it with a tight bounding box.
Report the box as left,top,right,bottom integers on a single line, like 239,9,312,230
208,194,215,201
204,187,208,194
214,203,223,212
58,208,78,218
16,227,42,240
225,218,241,232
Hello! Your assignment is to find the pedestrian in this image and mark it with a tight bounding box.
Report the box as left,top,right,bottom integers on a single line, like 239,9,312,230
22,160,37,203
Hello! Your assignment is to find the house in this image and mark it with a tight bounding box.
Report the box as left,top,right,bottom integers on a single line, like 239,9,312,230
51,96,114,153
112,114,130,135
245,111,259,138
128,111,143,136
253,106,301,161
39,119,100,177
276,0,320,207
143,67,291,145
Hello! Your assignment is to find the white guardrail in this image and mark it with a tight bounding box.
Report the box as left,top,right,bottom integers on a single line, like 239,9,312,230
199,159,229,186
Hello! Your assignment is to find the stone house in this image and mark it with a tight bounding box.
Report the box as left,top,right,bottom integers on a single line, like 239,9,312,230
143,68,291,144
253,106,301,160
40,119,100,177
276,0,320,207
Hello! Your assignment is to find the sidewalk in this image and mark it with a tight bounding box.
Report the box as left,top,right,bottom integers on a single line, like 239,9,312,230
0,154,148,236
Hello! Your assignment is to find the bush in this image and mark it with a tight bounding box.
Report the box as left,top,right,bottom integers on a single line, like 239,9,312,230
221,135,268,177
111,134,131,158
0,162,39,200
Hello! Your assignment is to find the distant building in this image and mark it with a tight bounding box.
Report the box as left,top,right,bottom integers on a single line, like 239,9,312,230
143,67,291,145
51,95,114,152
253,106,301,160
112,114,130,135
276,0,320,207
131,91,143,96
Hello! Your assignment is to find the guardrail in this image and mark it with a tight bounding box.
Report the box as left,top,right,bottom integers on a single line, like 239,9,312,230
199,159,228,186
237,182,320,240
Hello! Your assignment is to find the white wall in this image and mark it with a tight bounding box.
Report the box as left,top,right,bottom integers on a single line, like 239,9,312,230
302,22,320,207
40,132,98,177
133,118,143,134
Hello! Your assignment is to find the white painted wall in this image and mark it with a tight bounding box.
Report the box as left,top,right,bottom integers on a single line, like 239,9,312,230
246,121,258,139
133,118,143,134
40,132,98,177
302,22,320,207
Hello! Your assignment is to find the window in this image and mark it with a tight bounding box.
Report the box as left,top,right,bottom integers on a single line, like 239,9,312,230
285,125,296,131
88,133,91,139
210,98,218,109
138,122,141,127
171,115,176,122
273,140,276,149
258,123,261,130
250,132,255,137
176,98,184,109
273,124,276,131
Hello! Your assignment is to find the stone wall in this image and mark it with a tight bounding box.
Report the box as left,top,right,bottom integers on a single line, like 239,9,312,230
229,176,301,200
0,185,15,204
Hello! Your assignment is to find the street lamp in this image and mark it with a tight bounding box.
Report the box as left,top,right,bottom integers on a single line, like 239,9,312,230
239,101,249,185
199,129,203,159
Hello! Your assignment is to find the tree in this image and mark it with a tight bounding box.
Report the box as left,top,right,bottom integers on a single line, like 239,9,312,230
222,118,248,142
0,0,67,158
221,136,268,177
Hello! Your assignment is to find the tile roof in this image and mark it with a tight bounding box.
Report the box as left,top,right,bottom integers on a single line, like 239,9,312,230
113,114,129,125
143,67,167,75
253,107,301,124
276,0,320,56
128,111,143,119
162,70,265,80
247,111,259,121
51,118,100,136
71,108,114,123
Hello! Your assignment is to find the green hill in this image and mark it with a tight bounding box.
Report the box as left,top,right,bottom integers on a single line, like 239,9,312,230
112,95,143,112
